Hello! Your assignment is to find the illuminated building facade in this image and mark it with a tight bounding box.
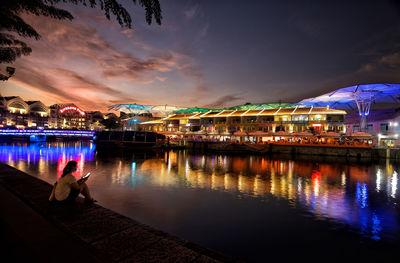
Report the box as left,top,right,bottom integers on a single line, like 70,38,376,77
86,111,105,131
0,96,112,131
49,104,87,130
120,112,156,131
345,108,400,146
0,96,49,129
140,106,346,135
299,83,400,132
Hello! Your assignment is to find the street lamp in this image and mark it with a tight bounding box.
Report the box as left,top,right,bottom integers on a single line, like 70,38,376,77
0,66,15,81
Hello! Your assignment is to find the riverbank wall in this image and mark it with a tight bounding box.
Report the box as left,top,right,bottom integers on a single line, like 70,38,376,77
187,142,400,160
0,163,236,263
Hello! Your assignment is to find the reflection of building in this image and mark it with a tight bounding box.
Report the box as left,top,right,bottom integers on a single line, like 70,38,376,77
0,141,95,177
140,106,346,135
49,104,87,130
137,152,396,241
0,96,49,128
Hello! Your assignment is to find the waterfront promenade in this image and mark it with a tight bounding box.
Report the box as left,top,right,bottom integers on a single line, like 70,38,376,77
0,163,235,263
183,141,400,160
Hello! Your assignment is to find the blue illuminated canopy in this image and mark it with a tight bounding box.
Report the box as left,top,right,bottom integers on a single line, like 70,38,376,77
298,83,400,110
109,103,151,112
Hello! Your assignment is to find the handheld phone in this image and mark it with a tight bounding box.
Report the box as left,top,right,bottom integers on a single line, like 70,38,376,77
82,172,91,179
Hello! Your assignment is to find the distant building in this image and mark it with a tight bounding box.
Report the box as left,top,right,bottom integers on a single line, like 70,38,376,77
120,112,157,131
0,96,49,129
140,106,346,136
25,101,49,128
105,112,119,121
86,111,105,131
346,108,400,146
49,103,87,130
0,95,113,131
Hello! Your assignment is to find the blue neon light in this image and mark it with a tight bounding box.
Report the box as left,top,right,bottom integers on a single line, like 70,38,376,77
297,83,400,109
0,142,95,163
0,129,95,137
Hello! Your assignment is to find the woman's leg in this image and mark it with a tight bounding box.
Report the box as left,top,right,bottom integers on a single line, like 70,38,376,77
79,182,93,200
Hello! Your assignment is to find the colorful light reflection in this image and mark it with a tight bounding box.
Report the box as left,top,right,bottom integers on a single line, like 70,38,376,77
137,154,399,241
0,142,95,179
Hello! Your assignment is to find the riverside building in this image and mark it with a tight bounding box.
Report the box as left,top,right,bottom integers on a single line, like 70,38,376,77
0,96,109,131
140,106,347,139
345,108,400,147
48,104,89,130
0,96,49,129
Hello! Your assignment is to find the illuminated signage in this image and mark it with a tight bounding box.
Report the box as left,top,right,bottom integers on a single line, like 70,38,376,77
59,106,85,116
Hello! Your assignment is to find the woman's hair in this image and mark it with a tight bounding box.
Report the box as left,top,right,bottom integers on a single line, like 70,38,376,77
62,161,77,177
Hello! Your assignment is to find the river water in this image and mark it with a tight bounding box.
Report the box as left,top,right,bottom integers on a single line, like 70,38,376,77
1,141,399,262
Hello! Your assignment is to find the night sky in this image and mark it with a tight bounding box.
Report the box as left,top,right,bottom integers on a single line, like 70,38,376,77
2,0,400,111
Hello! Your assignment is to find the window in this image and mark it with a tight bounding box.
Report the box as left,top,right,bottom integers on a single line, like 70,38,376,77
293,115,308,122
367,124,373,132
353,125,360,133
380,123,389,131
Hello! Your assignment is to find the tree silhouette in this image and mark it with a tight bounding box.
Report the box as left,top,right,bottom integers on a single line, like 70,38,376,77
101,118,121,130
0,0,162,63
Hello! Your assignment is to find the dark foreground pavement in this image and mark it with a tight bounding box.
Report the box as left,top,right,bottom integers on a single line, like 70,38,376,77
0,163,238,263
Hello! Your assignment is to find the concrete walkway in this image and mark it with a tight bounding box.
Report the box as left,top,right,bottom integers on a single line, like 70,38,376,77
0,163,237,263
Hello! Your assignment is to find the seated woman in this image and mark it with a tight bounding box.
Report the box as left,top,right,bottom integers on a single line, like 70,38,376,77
55,160,96,203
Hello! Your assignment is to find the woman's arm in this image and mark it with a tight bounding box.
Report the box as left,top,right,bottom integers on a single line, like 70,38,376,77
71,182,81,190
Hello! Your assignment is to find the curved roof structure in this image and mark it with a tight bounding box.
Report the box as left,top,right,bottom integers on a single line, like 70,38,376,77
229,102,293,110
109,103,187,116
298,83,400,110
163,107,346,120
171,103,294,114
109,103,151,113
173,107,216,114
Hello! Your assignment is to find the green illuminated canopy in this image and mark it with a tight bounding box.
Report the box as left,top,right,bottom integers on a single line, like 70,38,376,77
227,102,292,110
173,107,214,114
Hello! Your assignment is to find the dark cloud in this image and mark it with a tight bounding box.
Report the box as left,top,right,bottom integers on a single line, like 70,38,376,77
359,52,400,73
108,99,140,104
10,64,106,110
203,95,242,108
6,9,208,110
24,14,179,84
52,68,126,96
7,0,400,111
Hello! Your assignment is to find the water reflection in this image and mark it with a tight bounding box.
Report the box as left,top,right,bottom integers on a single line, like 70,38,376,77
1,142,399,243
0,142,95,178
136,151,399,241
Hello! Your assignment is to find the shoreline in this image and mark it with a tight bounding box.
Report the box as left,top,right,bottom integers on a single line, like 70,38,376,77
92,139,400,161
0,162,238,263
181,142,398,160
